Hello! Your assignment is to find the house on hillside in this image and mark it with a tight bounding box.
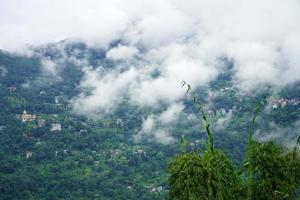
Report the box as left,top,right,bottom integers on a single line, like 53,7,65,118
149,186,164,193
133,149,146,156
21,110,36,123
40,90,46,95
8,86,17,93
116,118,124,127
110,149,121,158
26,151,33,159
51,123,61,131
37,119,46,127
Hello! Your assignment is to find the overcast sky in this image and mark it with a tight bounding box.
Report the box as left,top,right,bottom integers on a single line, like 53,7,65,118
1,0,297,89
1,0,300,144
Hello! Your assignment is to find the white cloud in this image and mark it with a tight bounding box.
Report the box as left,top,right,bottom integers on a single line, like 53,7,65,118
0,66,7,77
214,112,232,132
0,0,130,51
41,59,59,76
133,103,184,144
106,45,138,61
152,130,175,145
1,0,300,144
159,103,184,124
1,0,300,91
71,66,138,117
129,43,219,106
254,120,300,148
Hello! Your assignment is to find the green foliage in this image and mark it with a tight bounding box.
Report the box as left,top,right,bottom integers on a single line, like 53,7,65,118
249,142,300,200
168,151,240,200
168,82,239,200
168,82,300,200
168,152,206,200
202,150,240,200
0,48,299,200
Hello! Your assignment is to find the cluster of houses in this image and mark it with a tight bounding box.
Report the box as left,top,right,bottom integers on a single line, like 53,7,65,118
110,149,122,158
109,147,147,159
133,149,146,156
206,107,236,118
208,87,248,97
25,148,71,159
146,185,165,193
271,98,300,109
19,109,127,135
89,118,124,129
126,185,165,193
20,110,62,131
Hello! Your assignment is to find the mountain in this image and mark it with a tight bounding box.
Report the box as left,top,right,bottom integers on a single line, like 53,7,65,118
0,42,299,200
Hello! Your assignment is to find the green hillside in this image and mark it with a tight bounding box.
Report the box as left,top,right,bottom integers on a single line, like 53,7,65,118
0,44,299,199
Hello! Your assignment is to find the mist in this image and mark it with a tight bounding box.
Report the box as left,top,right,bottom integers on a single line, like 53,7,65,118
1,0,300,143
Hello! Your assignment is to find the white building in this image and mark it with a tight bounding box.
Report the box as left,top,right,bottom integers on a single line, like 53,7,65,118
51,123,62,131
26,151,33,159
38,119,46,127
116,118,123,127
220,108,226,115
21,110,36,123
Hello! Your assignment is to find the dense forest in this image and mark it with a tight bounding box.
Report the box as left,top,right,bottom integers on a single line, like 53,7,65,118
0,42,299,199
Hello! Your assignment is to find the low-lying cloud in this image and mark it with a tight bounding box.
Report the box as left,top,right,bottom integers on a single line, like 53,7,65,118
0,66,7,77
106,45,139,61
133,103,184,144
1,0,300,143
71,66,138,117
254,120,300,148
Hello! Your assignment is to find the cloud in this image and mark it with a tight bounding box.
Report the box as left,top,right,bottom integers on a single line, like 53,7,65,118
71,66,138,117
41,59,59,76
214,112,232,132
1,0,300,143
0,0,130,51
1,0,300,91
69,41,219,119
106,44,138,61
133,103,184,144
254,120,300,148
159,102,184,124
0,66,7,77
129,43,219,106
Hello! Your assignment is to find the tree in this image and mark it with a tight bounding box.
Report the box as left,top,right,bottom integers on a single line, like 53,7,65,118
168,82,239,200
168,82,300,200
243,97,300,200
168,152,206,200
246,141,300,200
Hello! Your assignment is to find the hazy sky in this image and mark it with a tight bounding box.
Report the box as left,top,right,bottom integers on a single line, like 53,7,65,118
1,0,300,143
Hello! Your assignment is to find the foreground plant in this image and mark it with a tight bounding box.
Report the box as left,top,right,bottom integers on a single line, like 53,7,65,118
243,100,300,200
248,141,300,200
168,82,239,200
168,82,300,200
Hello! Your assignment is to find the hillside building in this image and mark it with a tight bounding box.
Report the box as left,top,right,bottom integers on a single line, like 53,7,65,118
37,119,46,127
26,151,33,159
21,110,36,123
51,123,62,131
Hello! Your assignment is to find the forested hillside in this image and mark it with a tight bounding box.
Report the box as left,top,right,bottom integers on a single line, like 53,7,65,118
0,43,299,199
